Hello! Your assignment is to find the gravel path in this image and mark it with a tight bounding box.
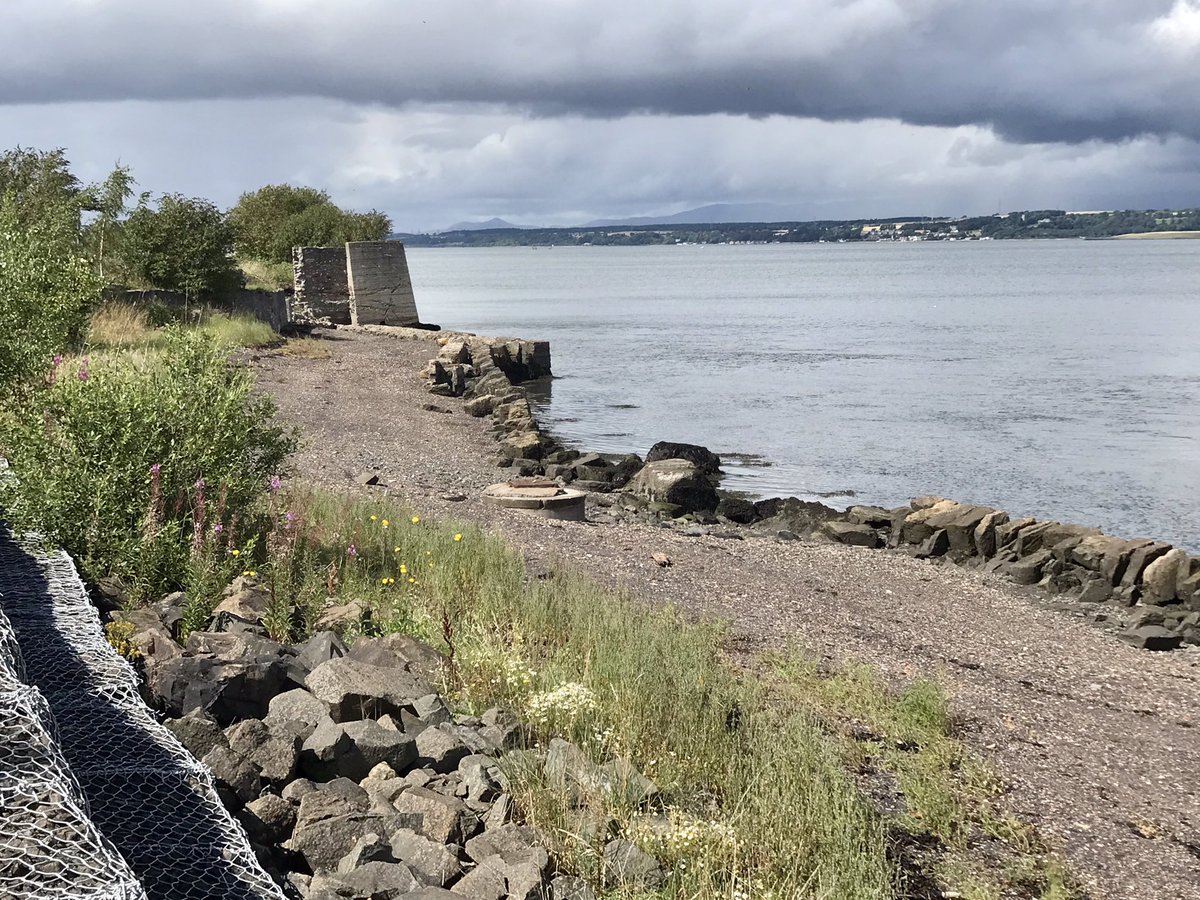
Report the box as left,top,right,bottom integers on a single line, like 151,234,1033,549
253,329,1200,900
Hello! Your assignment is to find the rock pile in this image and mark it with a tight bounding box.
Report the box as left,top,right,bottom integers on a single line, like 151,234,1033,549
114,588,662,899
421,336,1199,651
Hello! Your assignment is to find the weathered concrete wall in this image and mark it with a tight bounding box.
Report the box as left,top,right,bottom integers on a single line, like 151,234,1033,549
291,247,350,325
345,241,420,326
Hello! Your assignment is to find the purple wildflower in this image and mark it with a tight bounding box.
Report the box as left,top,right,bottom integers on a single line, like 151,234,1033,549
150,463,162,475
77,357,90,382
347,544,358,559
269,475,282,493
285,510,298,528
212,523,224,535
52,354,63,368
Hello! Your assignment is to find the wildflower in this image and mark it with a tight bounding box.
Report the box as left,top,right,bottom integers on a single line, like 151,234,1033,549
394,546,401,553
408,577,416,584
52,354,63,368
77,357,90,382
212,523,224,535
242,569,257,577
383,519,390,529
231,549,240,557
411,516,420,525
399,564,407,574
149,463,161,475
269,475,282,493
453,533,463,542
285,510,298,528
370,514,378,522
347,544,358,558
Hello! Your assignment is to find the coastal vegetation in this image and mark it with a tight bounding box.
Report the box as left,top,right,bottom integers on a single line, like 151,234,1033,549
0,143,1081,898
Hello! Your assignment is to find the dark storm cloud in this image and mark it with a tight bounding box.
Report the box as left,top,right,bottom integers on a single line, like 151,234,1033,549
2,0,1198,145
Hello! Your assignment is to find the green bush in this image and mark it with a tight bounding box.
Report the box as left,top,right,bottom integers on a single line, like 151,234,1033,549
229,183,391,262
0,330,295,599
0,194,102,390
119,194,242,298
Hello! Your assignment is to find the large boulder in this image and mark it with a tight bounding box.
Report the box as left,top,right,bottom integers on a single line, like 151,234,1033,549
305,657,433,722
347,634,448,683
645,442,722,477
300,719,416,781
225,718,300,784
389,828,464,886
146,632,292,724
394,786,470,844
627,460,719,514
309,861,421,900
753,497,840,537
1141,548,1189,605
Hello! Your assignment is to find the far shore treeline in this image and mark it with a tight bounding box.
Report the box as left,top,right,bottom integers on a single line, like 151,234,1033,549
396,207,1200,247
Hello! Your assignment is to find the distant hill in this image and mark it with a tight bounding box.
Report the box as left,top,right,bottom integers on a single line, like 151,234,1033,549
445,217,529,231
584,202,813,227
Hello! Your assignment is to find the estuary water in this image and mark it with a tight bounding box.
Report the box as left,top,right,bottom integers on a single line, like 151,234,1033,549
409,241,1200,551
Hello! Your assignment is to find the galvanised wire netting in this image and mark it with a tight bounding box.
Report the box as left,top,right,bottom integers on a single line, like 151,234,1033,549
0,526,285,900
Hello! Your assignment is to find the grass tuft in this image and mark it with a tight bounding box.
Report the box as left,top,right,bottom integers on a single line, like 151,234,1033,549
239,257,294,291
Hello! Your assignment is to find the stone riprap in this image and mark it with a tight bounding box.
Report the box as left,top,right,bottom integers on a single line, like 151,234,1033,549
346,241,420,327
112,579,664,900
291,246,352,325
411,331,1200,652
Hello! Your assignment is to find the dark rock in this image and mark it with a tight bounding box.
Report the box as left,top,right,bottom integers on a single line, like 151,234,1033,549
452,863,508,900
820,520,880,548
914,529,950,559
282,778,319,805
1118,625,1183,651
716,494,758,524
414,694,453,725
416,725,472,773
293,631,349,678
357,472,382,486
389,828,464,886
147,631,291,724
753,497,840,536
202,744,262,807
394,785,469,844
1000,550,1052,585
1078,579,1112,604
1119,542,1174,591
464,824,550,870
602,839,664,889
226,718,300,784
305,657,433,722
310,861,420,900
347,634,448,683
241,793,296,845
336,832,397,873
288,813,390,875
166,709,227,760
645,441,722,476
301,719,416,782
265,688,332,743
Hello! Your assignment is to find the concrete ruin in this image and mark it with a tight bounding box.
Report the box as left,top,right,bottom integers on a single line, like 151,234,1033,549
291,240,420,327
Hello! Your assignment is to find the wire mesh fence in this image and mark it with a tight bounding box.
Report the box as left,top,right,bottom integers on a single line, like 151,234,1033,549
0,527,285,900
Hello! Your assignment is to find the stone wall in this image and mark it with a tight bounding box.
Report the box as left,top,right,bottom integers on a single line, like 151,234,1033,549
345,241,420,326
291,247,351,325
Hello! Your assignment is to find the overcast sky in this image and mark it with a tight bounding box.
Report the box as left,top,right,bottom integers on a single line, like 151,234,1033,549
3,0,1199,231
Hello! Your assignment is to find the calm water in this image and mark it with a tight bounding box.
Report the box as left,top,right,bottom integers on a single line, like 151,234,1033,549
409,242,1200,551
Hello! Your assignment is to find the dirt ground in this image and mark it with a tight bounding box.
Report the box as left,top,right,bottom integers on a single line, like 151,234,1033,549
252,328,1200,900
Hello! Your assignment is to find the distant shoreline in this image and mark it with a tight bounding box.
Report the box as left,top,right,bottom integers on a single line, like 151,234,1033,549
1112,230,1200,240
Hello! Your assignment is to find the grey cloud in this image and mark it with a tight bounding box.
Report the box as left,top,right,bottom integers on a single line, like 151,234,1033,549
2,1,1198,144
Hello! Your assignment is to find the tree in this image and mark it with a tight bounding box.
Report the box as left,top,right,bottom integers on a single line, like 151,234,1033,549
229,183,392,262
119,194,242,298
81,163,143,279
0,194,102,390
0,146,84,237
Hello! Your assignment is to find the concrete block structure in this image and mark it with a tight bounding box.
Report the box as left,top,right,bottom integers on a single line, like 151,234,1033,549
290,246,351,325
346,241,420,326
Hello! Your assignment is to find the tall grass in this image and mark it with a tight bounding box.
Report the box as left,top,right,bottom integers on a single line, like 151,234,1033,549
238,257,294,292
86,301,279,351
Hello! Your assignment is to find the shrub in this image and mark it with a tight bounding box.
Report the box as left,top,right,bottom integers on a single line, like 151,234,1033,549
0,194,102,390
230,183,391,262
119,194,242,298
0,329,295,599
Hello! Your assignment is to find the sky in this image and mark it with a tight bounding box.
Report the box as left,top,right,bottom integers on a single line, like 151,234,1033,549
2,0,1199,232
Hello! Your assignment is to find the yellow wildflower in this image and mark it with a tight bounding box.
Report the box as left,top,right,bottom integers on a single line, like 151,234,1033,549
399,564,407,574
453,533,463,542
382,519,389,528
231,549,240,557
408,577,416,584
370,514,377,522
411,516,420,525
394,546,401,553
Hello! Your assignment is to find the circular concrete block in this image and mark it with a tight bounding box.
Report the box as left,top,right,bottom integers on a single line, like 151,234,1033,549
483,482,587,521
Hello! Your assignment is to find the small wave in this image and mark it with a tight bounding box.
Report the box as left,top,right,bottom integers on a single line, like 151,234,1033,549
718,452,774,468
607,403,639,409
